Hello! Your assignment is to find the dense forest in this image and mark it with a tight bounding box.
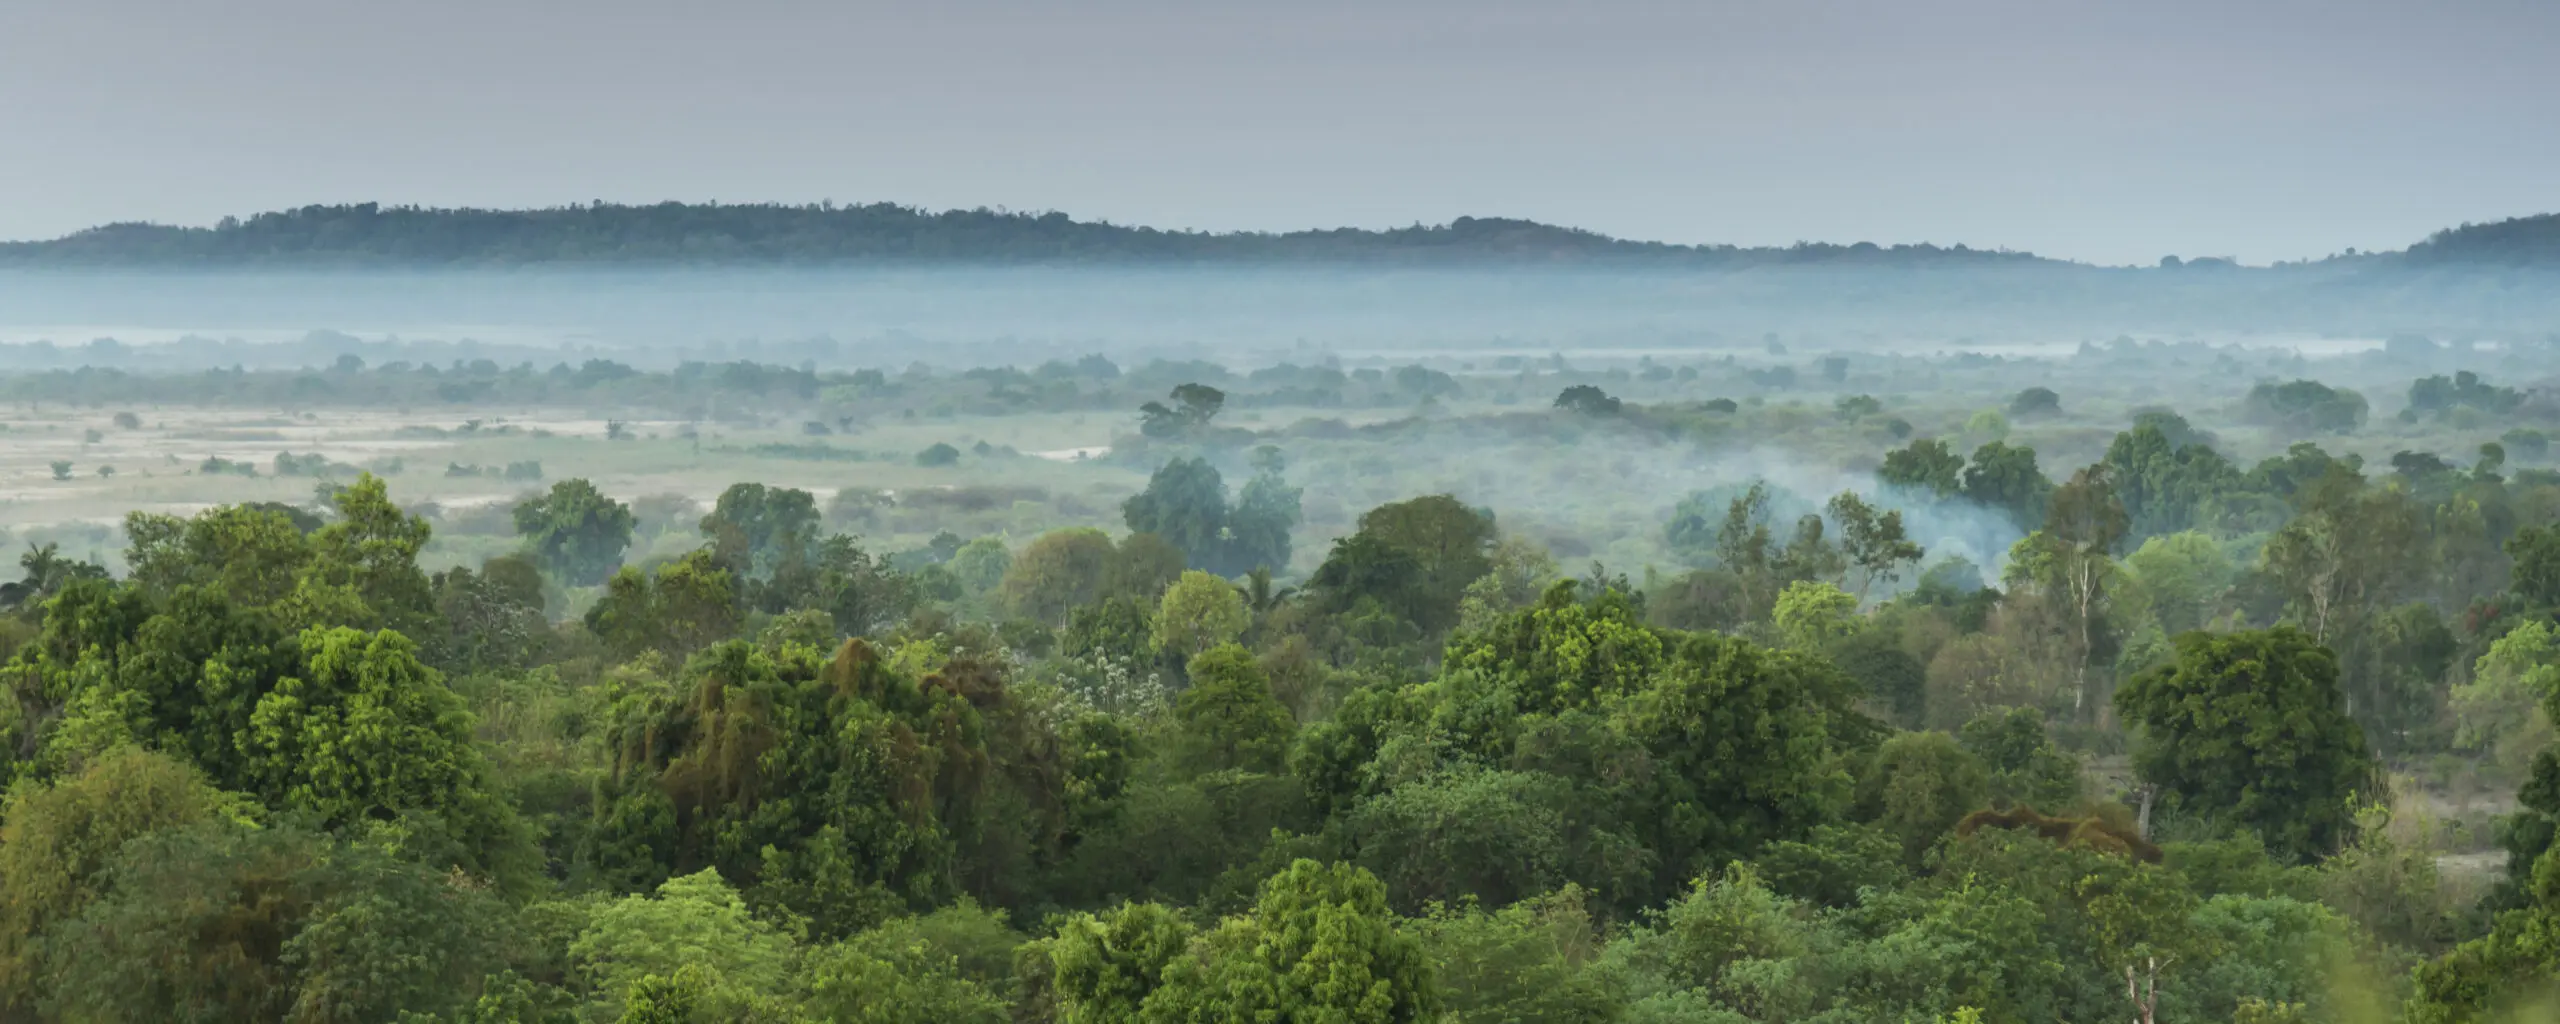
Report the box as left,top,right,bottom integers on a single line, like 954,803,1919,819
0,202,2052,267
1,350,2558,1023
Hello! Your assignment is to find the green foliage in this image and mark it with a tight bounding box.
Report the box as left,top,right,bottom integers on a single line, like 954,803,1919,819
1554,384,1621,416
2102,420,2244,540
2243,378,2368,433
1856,730,1990,860
0,747,231,1007
1151,570,1250,662
1748,822,1907,907
243,626,517,872
2122,530,2234,635
1826,629,1926,728
1311,495,1497,638
1002,528,1118,625
1959,440,2052,530
1123,458,1232,571
584,550,740,663
512,478,637,586
432,553,549,672
1142,859,1437,1023
697,482,820,582
1064,594,1156,667
2512,520,2560,608
1171,644,1296,776
1406,886,1618,1024
2115,628,2376,862
1956,708,2083,811
946,536,1012,596
1826,491,1924,599
1880,438,1965,497
572,869,800,1021
1772,580,1859,651
1346,766,1621,915
41,822,511,1024
2452,620,2560,776
1049,901,1196,1023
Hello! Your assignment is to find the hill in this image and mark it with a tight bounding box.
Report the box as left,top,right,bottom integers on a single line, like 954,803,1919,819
0,201,2052,268
2402,212,2560,265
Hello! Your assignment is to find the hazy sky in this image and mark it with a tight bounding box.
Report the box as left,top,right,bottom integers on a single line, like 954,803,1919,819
4,0,2555,265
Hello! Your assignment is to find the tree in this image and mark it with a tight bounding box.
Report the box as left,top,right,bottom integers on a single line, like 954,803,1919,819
1404,888,1617,1024
1827,491,1924,600
2243,379,2368,434
1554,385,1621,416
1049,902,1196,1024
1856,730,1991,860
947,536,1012,595
40,823,509,1024
303,473,438,631
1122,459,1230,572
0,748,228,1009
1139,384,1225,437
1170,644,1295,776
1152,570,1250,663
1879,439,1965,497
2114,628,2376,862
2511,521,2560,608
1141,860,1436,1023
1002,528,1118,625
124,502,316,607
2010,465,2129,720
1310,495,1496,637
242,626,515,871
2121,531,2232,636
0,542,106,609
1958,708,2083,811
430,553,548,671
2448,620,2560,775
2098,416,2240,541
1109,532,1188,602
584,549,741,662
2009,386,2062,418
1226,446,1302,575
512,478,636,585
1961,441,2053,530
1772,580,1860,651
698,482,820,582
572,868,801,1021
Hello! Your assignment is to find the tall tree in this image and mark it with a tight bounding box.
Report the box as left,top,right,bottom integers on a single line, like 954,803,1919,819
513,477,637,585
1141,860,1437,1023
2005,466,2128,720
1879,439,1965,497
1226,446,1303,575
698,483,820,582
1961,441,2054,530
1826,491,1924,601
1310,495,1496,636
1122,459,1230,573
2114,627,2376,862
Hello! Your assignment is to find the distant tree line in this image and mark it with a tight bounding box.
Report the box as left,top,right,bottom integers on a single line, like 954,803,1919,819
0,201,2056,267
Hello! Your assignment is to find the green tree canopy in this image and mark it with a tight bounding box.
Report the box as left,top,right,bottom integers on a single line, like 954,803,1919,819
2115,628,2376,862
512,477,637,585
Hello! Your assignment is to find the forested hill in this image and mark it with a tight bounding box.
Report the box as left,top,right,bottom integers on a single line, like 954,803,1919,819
0,202,2053,267
2402,212,2560,265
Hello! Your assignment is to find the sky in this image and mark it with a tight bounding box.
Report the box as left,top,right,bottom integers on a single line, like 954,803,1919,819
3,0,2555,266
